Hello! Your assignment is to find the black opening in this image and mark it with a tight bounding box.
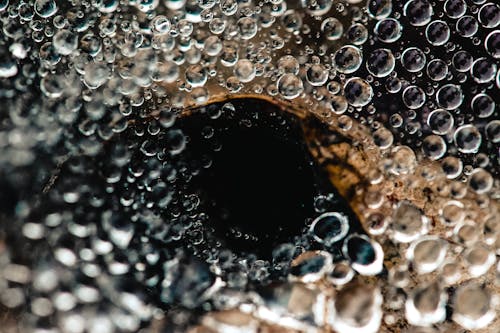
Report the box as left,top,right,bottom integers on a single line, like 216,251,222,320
174,99,326,256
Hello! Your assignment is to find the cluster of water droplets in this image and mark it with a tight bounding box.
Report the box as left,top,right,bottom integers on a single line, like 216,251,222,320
0,0,499,332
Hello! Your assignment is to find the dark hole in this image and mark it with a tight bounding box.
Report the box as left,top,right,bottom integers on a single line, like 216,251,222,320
174,99,335,257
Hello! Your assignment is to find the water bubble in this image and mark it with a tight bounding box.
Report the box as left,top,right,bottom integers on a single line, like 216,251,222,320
374,18,402,43
402,85,426,109
53,29,78,55
321,17,343,40
302,0,333,16
334,45,363,74
306,64,328,86
484,30,500,58
422,135,447,160
444,0,467,19
343,235,384,275
185,64,208,87
309,212,349,246
425,20,450,46
478,3,500,28
469,168,493,194
392,202,428,243
452,283,496,329
426,59,448,81
367,0,393,19
405,282,447,326
237,17,257,40
344,77,373,107
454,124,482,153
346,23,369,45
485,119,500,143
471,93,495,118
366,48,395,78
278,73,304,99
407,236,448,273
289,251,333,283
278,55,300,75
436,84,463,110
401,47,426,72
151,15,171,35
456,15,479,37
452,50,473,72
404,0,433,26
471,57,497,83
234,59,256,83
34,0,57,18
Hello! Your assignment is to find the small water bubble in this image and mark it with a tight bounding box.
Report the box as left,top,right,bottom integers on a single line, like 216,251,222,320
436,84,463,110
277,73,304,99
366,48,395,78
471,57,497,83
404,0,433,26
344,77,373,107
402,85,426,109
34,0,57,18
454,124,482,153
321,17,343,40
478,3,500,28
456,15,479,37
309,212,349,246
444,0,467,18
234,59,256,83
401,47,426,72
392,201,428,243
484,30,500,58
425,20,450,46
452,283,496,329
374,18,402,43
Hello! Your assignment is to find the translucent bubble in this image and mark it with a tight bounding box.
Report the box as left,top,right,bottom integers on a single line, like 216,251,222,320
346,23,368,45
456,15,478,37
402,85,426,109
277,73,304,99
278,55,299,74
321,17,343,40
422,135,447,160
427,109,454,135
0,0,8,11
392,201,428,243
444,0,467,18
237,17,257,40
234,59,255,83
219,0,237,15
34,0,57,18
282,10,302,32
485,120,500,143
471,57,497,83
334,45,362,74
373,126,394,149
405,282,447,326
441,156,463,179
454,124,482,153
426,59,448,81
151,15,171,35
484,30,500,58
53,30,78,55
185,64,208,87
471,93,495,118
404,0,433,26
306,64,328,86
407,236,448,274
390,146,417,175
329,95,348,114
309,212,349,246
452,284,496,330
329,261,354,285
83,62,110,89
302,0,332,16
436,84,463,110
478,3,500,28
452,50,473,72
374,18,402,43
366,48,395,77
289,251,333,283
401,47,426,72
367,0,393,19
344,77,373,107
469,168,493,194
425,20,450,46
343,235,384,275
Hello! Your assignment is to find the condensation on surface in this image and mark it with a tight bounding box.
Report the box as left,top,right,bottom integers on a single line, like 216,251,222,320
0,0,499,332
